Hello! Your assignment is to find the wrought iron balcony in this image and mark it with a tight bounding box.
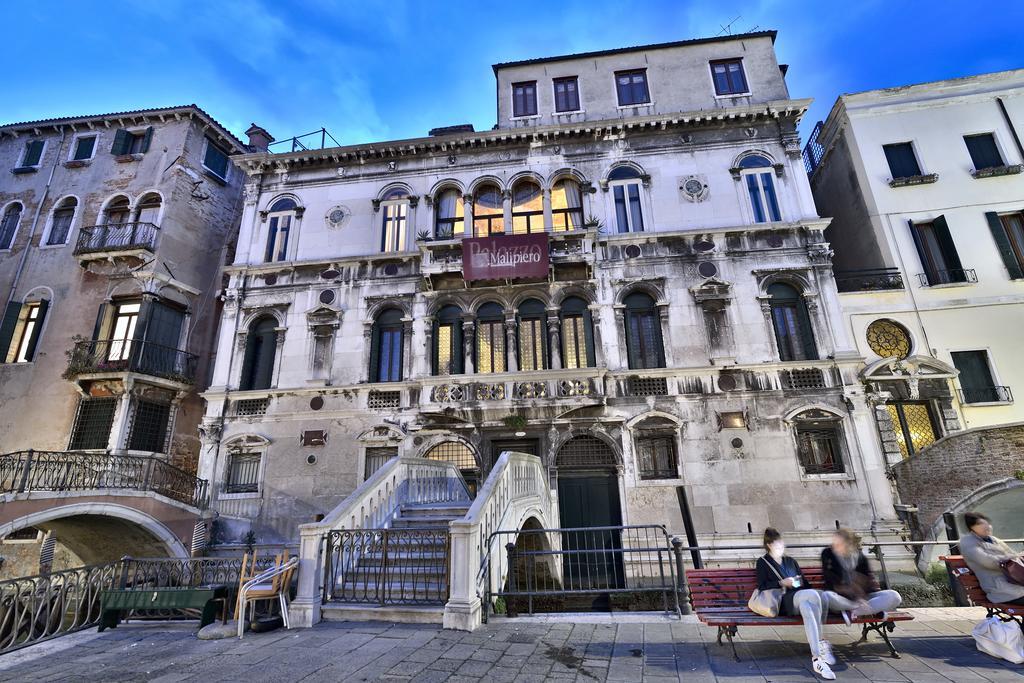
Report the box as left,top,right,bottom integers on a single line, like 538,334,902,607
65,338,198,384
958,385,1013,404
917,268,977,287
834,267,904,293
73,222,159,256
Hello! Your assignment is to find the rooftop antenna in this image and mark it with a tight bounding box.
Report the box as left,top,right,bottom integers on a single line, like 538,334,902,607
718,16,742,35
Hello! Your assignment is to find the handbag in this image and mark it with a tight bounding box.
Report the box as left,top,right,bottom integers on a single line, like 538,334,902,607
748,557,786,617
973,616,1024,663
1001,557,1024,586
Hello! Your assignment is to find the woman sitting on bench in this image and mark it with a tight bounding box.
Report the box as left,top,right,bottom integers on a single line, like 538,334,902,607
821,528,902,624
757,528,836,680
961,511,1024,606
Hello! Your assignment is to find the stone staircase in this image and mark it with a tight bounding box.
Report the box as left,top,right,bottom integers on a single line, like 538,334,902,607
320,501,470,624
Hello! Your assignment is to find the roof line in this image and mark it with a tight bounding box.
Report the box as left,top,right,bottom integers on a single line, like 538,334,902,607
491,30,777,74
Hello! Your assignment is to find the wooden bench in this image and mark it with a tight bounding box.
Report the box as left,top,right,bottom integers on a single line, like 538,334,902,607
941,555,1023,629
97,585,230,632
686,566,914,660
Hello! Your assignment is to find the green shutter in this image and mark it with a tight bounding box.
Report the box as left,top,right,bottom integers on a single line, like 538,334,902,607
932,215,963,271
0,301,23,362
453,320,464,374
623,311,637,369
22,300,48,361
986,211,1024,280
91,303,107,341
797,302,819,361
583,309,596,368
23,140,44,167
368,325,381,382
111,129,130,155
141,127,154,153
907,219,933,283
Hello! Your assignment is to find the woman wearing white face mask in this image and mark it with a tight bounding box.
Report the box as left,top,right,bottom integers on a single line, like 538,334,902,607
757,527,836,680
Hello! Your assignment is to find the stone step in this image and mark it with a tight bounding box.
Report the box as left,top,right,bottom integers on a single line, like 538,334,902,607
335,581,447,596
399,503,471,519
389,518,455,529
358,551,448,566
320,603,444,624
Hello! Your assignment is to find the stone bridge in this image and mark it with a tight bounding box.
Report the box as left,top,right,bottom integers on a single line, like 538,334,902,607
0,450,209,567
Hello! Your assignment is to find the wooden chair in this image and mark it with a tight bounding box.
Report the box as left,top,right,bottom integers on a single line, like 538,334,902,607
237,554,298,639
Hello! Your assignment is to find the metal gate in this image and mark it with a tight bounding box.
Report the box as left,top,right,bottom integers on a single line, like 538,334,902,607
485,525,681,617
323,528,450,605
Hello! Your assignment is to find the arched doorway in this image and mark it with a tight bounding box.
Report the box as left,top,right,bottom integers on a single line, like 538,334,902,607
424,440,480,496
555,435,623,595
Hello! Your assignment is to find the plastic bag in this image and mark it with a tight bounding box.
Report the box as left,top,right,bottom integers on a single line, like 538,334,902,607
973,616,1024,664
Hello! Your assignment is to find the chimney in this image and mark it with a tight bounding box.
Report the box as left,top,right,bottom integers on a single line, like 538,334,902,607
245,123,274,152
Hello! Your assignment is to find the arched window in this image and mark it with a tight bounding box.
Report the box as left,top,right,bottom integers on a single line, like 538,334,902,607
135,193,162,225
556,435,617,469
265,198,297,262
623,292,664,369
551,179,583,232
103,196,130,225
517,299,548,371
240,316,278,390
434,189,464,238
426,441,480,495
792,409,846,475
380,188,409,253
433,305,463,375
370,308,404,382
511,180,543,234
739,155,781,223
0,203,22,249
768,283,817,361
473,184,504,236
475,302,506,374
1,296,49,363
608,166,644,233
560,296,595,369
47,197,77,246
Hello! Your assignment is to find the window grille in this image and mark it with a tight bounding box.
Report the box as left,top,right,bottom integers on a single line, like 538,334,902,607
127,399,172,453
365,447,397,479
235,398,269,417
225,451,261,493
556,435,617,469
795,422,846,475
368,390,401,409
782,368,826,390
627,376,668,397
636,436,678,480
425,441,478,470
4,527,40,541
69,398,117,450
885,402,937,459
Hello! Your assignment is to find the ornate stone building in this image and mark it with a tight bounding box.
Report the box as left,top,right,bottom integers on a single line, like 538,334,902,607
199,31,903,554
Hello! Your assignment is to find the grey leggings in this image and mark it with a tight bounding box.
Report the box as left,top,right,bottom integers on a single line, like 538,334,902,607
791,590,830,655
825,589,902,616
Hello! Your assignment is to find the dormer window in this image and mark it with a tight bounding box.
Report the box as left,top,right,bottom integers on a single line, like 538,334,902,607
512,81,537,118
615,70,650,106
739,155,781,223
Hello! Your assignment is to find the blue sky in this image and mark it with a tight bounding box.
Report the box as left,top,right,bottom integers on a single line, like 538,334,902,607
6,1,1023,147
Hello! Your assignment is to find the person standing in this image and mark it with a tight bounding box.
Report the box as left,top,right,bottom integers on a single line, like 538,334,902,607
820,528,902,624
960,512,1024,605
757,528,836,679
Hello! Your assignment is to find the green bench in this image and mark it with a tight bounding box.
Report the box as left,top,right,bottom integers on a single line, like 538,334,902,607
98,585,230,631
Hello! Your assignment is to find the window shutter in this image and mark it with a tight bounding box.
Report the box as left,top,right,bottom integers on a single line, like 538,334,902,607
91,303,107,341
141,127,154,153
23,140,43,167
651,312,666,368
796,301,819,361
985,212,1024,279
0,301,23,361
369,326,381,382
23,300,48,361
583,309,596,367
111,129,129,155
932,215,963,271
907,219,934,283
624,312,638,369
452,320,463,374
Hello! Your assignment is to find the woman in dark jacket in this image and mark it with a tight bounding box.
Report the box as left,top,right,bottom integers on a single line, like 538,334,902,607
821,528,902,624
757,528,836,680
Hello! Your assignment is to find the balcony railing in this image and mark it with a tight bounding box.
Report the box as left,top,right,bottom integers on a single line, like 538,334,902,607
834,267,904,293
917,268,977,287
958,385,1013,404
0,450,208,508
73,222,159,256
65,338,197,384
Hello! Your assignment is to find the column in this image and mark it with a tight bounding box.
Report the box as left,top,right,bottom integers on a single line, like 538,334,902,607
462,194,474,238
504,316,518,373
402,318,414,381
419,315,434,378
502,189,513,235
546,310,562,370
462,319,475,375
542,188,553,233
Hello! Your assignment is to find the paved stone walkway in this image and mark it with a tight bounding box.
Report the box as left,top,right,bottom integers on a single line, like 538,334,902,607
0,608,1021,682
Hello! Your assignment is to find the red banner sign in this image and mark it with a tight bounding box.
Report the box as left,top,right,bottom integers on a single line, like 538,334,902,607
462,233,549,281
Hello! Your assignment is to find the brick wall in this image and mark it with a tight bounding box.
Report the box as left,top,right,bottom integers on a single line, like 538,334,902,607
890,422,1024,535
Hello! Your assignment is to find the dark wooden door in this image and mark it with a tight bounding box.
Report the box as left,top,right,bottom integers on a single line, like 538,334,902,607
557,472,624,593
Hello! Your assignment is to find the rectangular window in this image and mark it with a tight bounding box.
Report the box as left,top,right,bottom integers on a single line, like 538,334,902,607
952,350,1003,403
615,70,650,106
69,398,117,450
111,128,152,156
553,77,580,112
884,402,937,459
637,435,678,480
266,214,291,262
364,446,397,480
512,81,537,117
476,321,506,374
710,59,748,95
626,311,663,369
11,302,46,363
108,302,141,362
127,399,172,452
964,133,1003,170
612,183,644,233
20,140,44,168
225,451,261,493
72,136,96,161
381,202,408,253
561,315,589,369
987,212,1024,280
745,172,781,223
910,217,965,285
518,318,546,371
377,326,403,382
203,139,230,179
883,142,922,179
795,425,845,475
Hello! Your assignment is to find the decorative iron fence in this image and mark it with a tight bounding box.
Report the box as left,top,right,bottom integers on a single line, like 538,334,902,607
802,120,825,175
0,556,273,655
323,528,450,605
958,385,1013,404
834,267,905,293
0,450,208,509
65,338,198,384
485,525,681,618
917,268,978,287
74,222,159,255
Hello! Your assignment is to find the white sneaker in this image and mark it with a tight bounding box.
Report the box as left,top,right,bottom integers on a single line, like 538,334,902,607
813,657,837,680
841,610,852,626
818,639,836,666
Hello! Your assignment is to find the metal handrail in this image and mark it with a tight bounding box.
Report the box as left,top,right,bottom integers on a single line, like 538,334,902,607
65,338,198,384
73,222,159,255
917,268,978,287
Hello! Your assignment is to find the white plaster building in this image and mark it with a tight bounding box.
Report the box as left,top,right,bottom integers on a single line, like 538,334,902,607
805,69,1024,539
199,31,904,558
